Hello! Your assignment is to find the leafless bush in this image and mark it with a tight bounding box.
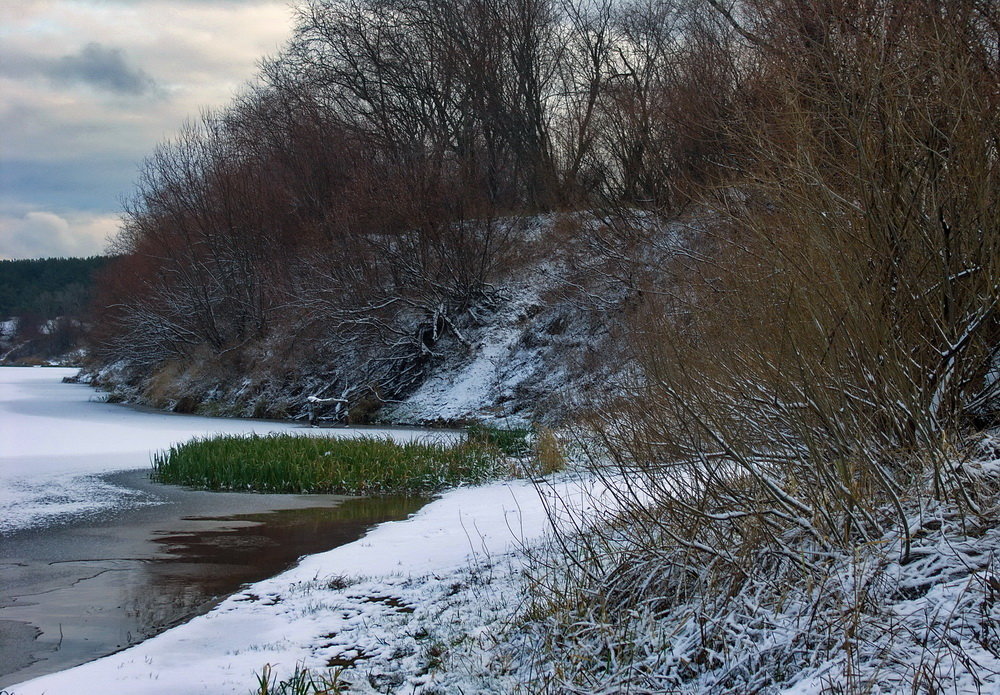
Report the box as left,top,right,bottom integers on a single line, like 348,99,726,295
597,0,999,569
524,1,1000,691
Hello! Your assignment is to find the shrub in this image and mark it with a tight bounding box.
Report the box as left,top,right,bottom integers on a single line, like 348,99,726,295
528,3,1000,691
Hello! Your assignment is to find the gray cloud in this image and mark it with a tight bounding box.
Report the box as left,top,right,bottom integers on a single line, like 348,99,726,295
0,210,117,260
0,43,158,96
0,0,293,259
50,43,158,95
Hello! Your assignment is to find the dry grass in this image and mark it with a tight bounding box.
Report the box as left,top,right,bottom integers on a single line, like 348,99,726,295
534,427,567,477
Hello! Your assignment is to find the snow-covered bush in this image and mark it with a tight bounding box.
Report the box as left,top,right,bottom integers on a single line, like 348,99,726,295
516,2,1000,692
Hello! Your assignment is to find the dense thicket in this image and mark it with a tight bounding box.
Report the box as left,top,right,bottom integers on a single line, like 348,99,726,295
92,0,737,416
608,0,1000,549
92,0,998,432
525,2,1000,690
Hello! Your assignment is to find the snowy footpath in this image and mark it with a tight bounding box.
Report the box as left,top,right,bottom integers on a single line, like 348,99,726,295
2,368,575,694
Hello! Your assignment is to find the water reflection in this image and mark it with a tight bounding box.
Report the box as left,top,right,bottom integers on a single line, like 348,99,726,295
0,495,426,688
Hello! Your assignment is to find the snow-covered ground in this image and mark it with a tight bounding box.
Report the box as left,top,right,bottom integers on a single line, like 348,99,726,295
8,478,575,694
12,367,991,694
1,367,587,694
384,255,617,427
0,367,449,534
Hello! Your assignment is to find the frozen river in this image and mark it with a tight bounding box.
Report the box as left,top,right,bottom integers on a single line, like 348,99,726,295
0,368,574,695
0,368,434,687
0,367,438,534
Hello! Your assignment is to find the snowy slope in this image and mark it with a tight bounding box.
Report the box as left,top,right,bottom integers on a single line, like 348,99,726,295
84,212,665,428
385,254,626,426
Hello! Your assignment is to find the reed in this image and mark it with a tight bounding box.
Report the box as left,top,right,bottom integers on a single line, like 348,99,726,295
151,434,506,495
465,424,532,456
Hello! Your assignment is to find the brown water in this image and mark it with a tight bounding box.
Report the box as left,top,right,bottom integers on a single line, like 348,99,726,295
0,470,426,688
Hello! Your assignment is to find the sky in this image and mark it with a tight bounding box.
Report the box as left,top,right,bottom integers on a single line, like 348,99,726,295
0,0,295,260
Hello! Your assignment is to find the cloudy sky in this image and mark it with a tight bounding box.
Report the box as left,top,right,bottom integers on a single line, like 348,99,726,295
0,0,295,259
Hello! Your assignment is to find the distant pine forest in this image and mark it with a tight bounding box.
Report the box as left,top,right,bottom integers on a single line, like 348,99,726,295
0,256,111,320
0,256,113,364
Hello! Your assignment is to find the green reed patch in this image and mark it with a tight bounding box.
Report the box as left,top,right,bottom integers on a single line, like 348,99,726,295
465,424,532,457
151,434,508,495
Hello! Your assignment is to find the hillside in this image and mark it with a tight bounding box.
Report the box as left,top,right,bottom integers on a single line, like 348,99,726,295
68,0,1000,692
86,212,687,426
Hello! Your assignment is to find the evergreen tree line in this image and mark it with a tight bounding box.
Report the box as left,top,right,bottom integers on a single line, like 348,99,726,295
0,256,112,362
0,256,111,320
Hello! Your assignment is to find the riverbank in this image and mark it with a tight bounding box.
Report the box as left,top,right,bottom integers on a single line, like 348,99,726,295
1,469,424,687
5,473,597,694
0,367,485,692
